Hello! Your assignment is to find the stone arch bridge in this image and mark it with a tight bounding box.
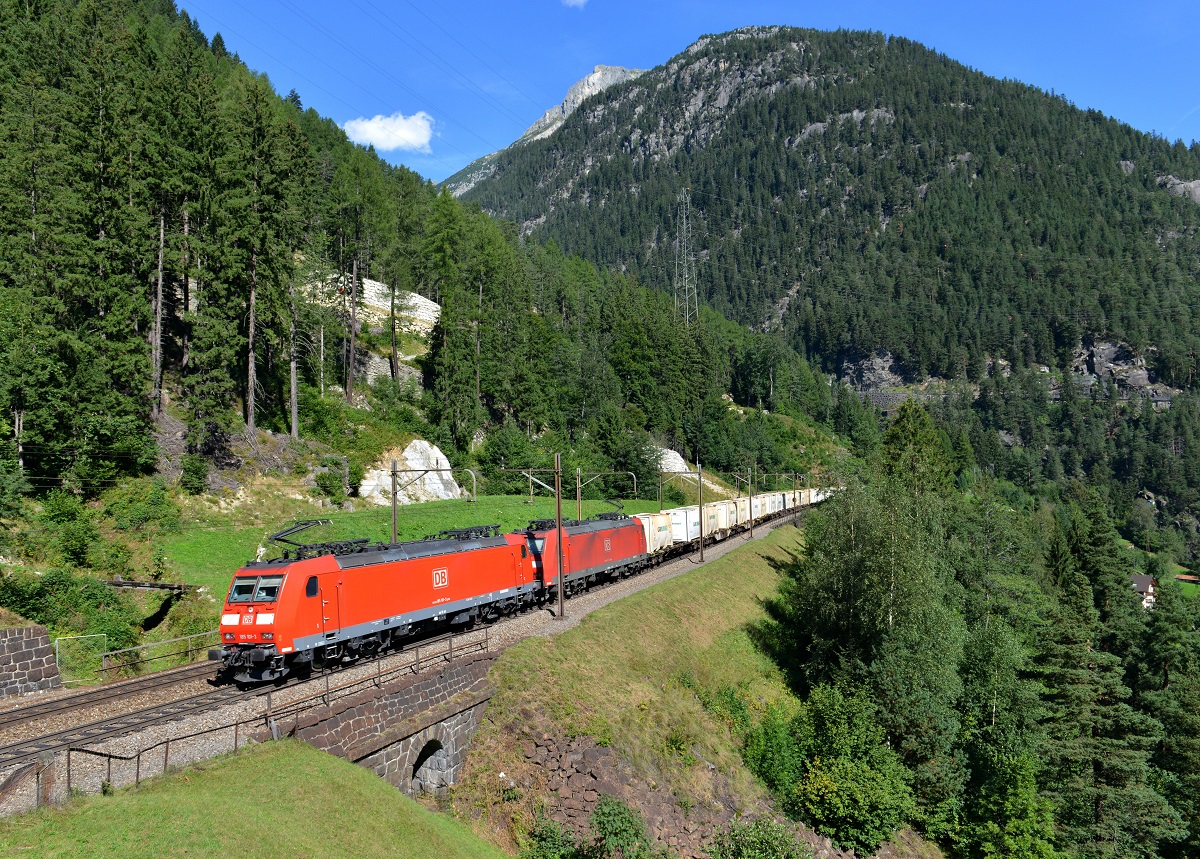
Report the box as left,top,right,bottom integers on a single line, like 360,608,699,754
284,650,494,795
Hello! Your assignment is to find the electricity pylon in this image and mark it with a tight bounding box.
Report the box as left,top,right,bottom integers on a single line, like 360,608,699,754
674,189,699,327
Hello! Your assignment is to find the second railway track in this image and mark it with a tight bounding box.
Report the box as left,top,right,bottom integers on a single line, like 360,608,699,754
0,662,217,731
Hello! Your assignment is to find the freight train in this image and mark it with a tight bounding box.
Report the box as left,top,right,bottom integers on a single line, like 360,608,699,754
210,488,827,683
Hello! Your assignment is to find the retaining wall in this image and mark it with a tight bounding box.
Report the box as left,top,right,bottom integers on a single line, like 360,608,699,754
0,626,61,698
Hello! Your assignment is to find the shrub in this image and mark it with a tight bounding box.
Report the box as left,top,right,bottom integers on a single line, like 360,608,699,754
521,819,581,859
742,687,915,854
314,470,345,503
180,455,209,495
104,479,181,534
708,819,812,859
590,794,655,859
57,517,98,566
41,489,84,525
0,568,141,647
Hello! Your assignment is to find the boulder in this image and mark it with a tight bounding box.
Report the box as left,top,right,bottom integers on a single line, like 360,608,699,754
358,439,462,506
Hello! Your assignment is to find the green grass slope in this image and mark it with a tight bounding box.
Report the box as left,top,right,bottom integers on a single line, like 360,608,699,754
0,741,508,859
451,524,805,850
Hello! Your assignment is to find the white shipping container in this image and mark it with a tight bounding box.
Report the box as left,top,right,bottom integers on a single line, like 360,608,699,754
669,506,701,543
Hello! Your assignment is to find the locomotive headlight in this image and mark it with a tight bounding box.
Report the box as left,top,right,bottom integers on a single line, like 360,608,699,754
223,633,234,641
261,632,273,640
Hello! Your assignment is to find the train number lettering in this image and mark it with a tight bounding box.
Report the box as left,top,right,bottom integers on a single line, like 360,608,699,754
432,568,449,589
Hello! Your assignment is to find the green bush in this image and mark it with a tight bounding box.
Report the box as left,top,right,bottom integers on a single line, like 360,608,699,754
521,796,660,859
708,819,812,859
590,794,655,859
180,455,209,495
742,687,915,854
104,479,181,534
41,489,84,525
314,470,345,503
57,517,98,566
0,568,141,648
521,819,581,859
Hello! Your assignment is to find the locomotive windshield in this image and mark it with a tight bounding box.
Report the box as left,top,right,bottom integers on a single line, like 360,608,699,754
228,574,285,604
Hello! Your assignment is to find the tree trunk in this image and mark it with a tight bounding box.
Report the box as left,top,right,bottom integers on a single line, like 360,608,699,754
289,281,298,439
247,249,257,434
181,201,190,370
152,207,164,415
390,276,398,383
346,253,358,402
13,410,23,471
476,275,483,400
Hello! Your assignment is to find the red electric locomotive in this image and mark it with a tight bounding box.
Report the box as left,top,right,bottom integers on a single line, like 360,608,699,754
211,514,650,683
524,513,649,596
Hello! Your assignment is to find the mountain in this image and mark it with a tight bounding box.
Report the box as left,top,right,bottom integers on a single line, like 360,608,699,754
457,26,1200,385
444,64,645,197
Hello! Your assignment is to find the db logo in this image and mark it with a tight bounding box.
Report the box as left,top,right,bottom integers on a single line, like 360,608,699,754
432,568,449,589
241,614,254,625
604,539,611,552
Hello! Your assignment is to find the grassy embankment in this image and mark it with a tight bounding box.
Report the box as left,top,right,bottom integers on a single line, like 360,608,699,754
0,740,509,859
450,522,807,852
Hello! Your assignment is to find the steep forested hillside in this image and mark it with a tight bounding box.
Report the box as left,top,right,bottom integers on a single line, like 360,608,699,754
0,2,850,504
459,26,1200,382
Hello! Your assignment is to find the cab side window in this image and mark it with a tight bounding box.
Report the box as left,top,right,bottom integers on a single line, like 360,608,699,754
306,576,318,597
521,545,528,559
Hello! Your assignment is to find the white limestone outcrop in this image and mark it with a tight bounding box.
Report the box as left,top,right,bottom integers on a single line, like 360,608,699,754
359,439,462,506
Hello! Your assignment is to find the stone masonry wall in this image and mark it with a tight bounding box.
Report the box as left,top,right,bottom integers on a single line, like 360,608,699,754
0,626,61,698
282,650,494,794
519,729,856,859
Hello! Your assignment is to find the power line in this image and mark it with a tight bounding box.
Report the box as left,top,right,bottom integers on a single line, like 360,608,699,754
347,0,532,129
269,0,503,155
397,0,547,114
182,0,468,171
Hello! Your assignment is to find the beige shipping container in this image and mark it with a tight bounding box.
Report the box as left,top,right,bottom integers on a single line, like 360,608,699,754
634,512,674,555
704,500,731,538
669,506,701,543
731,497,750,528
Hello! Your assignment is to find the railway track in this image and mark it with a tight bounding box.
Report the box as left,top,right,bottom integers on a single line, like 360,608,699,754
0,662,216,731
0,684,254,771
0,629,480,773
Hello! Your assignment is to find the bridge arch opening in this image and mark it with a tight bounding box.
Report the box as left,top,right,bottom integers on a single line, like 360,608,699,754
411,739,451,796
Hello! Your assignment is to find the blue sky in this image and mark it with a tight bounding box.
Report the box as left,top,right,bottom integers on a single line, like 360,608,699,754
182,0,1200,183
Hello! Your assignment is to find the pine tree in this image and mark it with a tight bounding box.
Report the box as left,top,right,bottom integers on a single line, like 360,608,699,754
1037,571,1183,858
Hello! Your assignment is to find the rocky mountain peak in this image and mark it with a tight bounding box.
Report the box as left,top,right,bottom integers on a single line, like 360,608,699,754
519,64,646,143
443,63,644,197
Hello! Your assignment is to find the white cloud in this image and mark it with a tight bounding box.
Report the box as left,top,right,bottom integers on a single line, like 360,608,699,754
343,110,434,154
562,0,587,7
